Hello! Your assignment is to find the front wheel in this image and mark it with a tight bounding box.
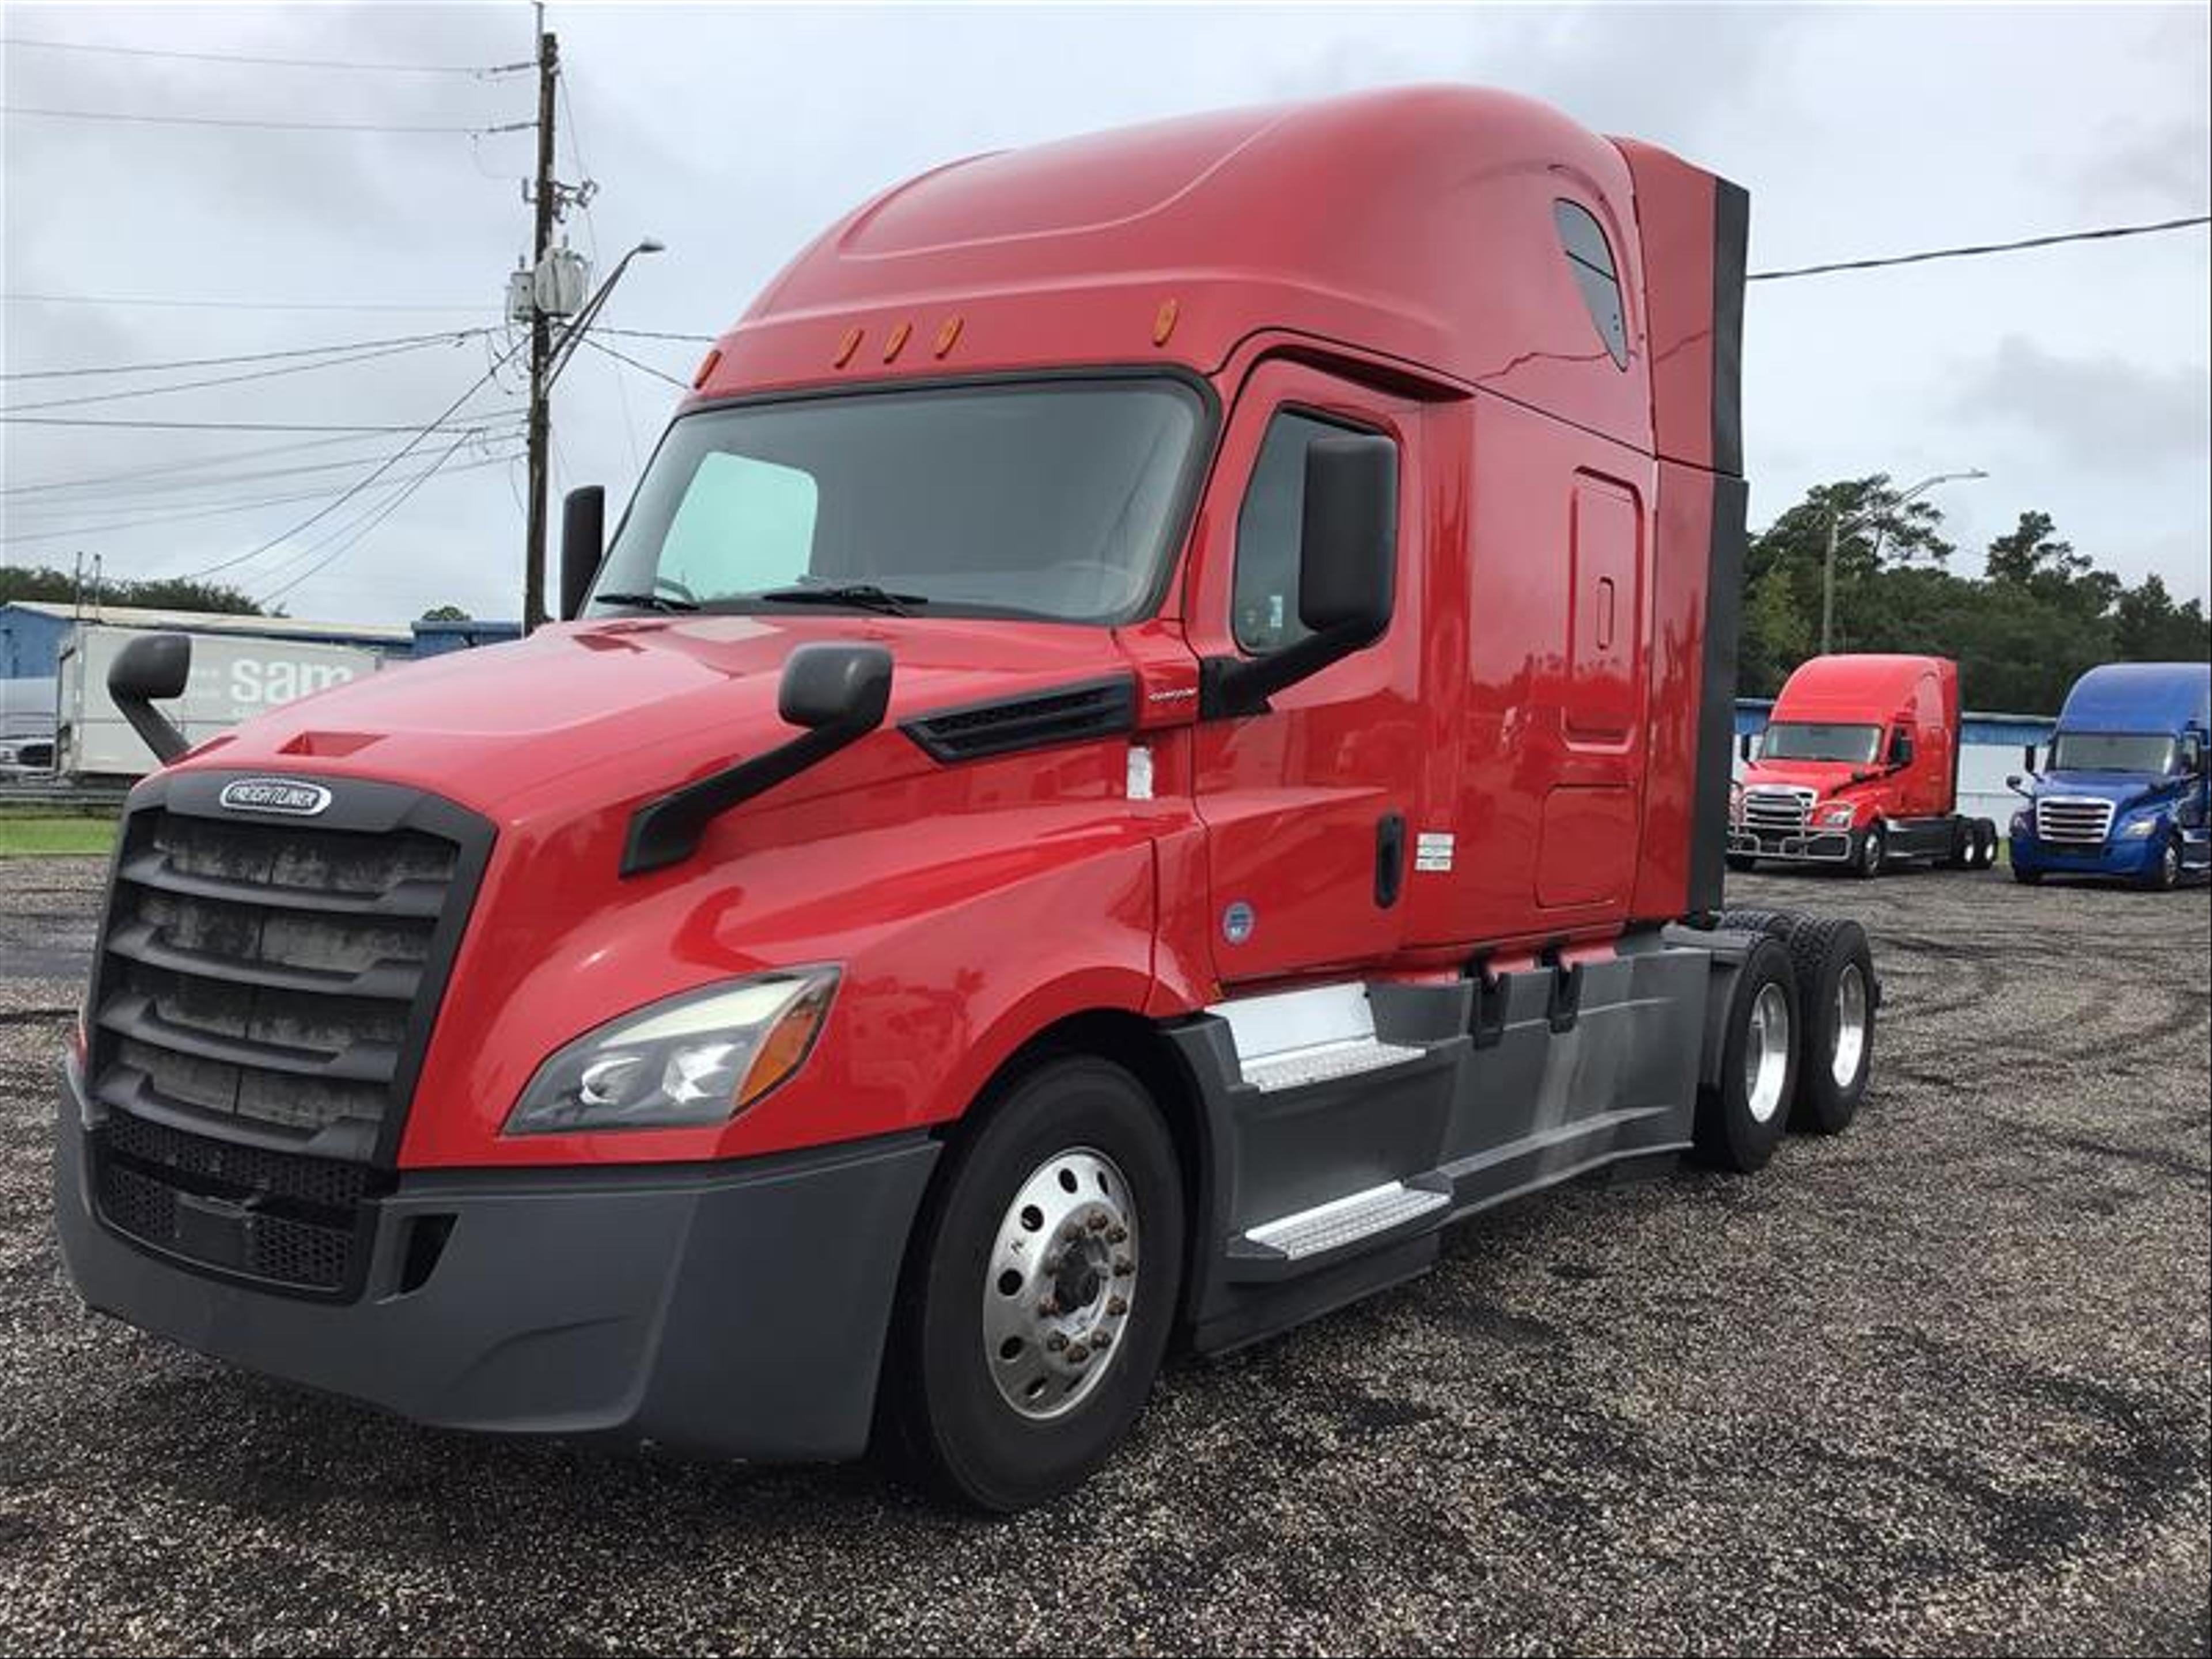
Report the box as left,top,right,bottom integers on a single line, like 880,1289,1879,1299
1726,853,1759,873
2142,831,2182,892
2013,863,2043,885
1855,821,1887,879
879,1055,1184,1512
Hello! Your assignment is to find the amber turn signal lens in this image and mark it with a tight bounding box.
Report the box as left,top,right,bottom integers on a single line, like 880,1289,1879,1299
1152,297,1179,346
934,314,963,357
882,319,913,363
834,326,863,368
735,978,836,1109
691,347,722,389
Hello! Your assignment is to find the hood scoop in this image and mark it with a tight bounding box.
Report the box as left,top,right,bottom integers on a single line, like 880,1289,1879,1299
902,676,1136,764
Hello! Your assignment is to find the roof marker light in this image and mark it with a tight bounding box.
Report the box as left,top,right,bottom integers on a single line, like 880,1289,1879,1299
934,315,964,358
882,320,912,363
833,326,862,368
1153,298,1179,347
691,347,722,389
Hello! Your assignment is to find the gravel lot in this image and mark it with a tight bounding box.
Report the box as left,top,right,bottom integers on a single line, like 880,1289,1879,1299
2,855,2206,1656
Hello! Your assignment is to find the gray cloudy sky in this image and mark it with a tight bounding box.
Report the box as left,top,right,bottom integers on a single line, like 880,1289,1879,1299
5,3,2209,624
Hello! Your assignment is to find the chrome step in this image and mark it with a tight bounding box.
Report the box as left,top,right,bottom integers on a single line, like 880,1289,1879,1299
1241,1180,1448,1262
1238,1035,1425,1094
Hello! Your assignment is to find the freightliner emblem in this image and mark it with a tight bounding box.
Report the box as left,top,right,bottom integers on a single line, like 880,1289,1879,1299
217,778,334,817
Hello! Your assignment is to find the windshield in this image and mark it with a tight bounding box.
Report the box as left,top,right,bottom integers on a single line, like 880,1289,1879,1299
589,378,1207,624
1760,722,1882,764
2047,732,2177,774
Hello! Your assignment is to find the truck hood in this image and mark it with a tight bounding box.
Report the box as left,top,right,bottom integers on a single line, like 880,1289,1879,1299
1740,759,1872,798
2033,770,2171,811
177,612,1143,825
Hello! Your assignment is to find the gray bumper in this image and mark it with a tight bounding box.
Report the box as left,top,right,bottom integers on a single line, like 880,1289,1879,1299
54,1074,938,1463
1729,826,1855,863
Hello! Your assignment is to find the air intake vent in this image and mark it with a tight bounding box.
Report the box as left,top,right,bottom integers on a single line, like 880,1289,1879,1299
903,676,1136,764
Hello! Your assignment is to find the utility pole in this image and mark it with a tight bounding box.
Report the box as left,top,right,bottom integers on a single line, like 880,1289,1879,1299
521,10,559,634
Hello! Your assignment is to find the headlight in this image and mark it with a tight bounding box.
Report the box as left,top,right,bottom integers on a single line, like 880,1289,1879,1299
2122,817,2158,839
505,968,839,1135
1820,804,1857,826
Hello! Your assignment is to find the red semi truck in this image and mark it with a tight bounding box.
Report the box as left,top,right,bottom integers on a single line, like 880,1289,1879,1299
57,87,1881,1510
1729,654,2001,877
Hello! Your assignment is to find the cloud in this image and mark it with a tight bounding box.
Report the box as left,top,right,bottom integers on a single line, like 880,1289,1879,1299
1950,336,2212,472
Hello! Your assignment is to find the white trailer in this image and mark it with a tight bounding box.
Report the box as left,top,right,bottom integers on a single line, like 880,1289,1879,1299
57,624,385,778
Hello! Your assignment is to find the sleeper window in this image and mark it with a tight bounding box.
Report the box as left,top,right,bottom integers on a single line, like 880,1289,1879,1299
1554,200,1630,369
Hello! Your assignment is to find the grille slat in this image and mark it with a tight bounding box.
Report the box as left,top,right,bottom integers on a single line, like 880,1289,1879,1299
2035,797,2114,846
87,789,480,1296
1742,786,1814,834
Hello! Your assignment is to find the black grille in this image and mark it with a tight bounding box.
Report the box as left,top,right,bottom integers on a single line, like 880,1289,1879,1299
84,778,489,1297
95,1108,370,1293
92,810,458,1142
903,676,1136,763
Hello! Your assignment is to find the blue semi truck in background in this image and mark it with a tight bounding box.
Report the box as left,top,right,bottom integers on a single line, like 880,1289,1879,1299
2008,662,2212,890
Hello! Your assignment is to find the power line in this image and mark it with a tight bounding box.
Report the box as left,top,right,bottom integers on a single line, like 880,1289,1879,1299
1,328,493,381
258,430,482,606
0,452,521,546
5,443,509,505
581,332,688,388
0,35,530,74
2,335,486,413
599,324,717,344
1,432,398,496
3,414,521,434
2,103,534,136
1750,213,2211,282
6,291,493,313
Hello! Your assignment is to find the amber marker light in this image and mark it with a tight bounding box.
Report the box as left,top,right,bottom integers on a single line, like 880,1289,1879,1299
691,347,722,389
834,326,863,368
934,315,964,358
882,320,913,363
734,976,838,1111
1153,297,1180,346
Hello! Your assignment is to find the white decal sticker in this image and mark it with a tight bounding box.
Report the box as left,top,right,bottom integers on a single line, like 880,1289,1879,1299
1415,831,1456,873
1126,745,1155,801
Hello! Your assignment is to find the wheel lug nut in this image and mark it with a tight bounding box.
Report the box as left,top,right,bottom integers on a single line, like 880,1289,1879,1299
1088,1214,1108,1232
1043,1253,1062,1273
1106,1226,1127,1244
1067,1343,1090,1364
1037,1296,1059,1317
1113,1257,1133,1277
1092,1328,1113,1350
1062,1222,1084,1243
1046,1331,1067,1352
1107,1296,1127,1317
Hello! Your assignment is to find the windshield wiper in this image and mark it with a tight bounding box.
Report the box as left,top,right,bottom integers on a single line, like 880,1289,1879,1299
592,590,699,613
755,582,928,618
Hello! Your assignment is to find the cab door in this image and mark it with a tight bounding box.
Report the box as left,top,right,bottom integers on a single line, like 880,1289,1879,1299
1181,359,1427,984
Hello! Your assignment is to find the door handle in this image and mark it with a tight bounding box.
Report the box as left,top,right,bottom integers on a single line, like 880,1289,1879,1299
1375,812,1406,909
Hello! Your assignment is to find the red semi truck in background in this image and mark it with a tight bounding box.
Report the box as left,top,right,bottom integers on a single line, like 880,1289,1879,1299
1730,654,2002,877
57,88,1883,1510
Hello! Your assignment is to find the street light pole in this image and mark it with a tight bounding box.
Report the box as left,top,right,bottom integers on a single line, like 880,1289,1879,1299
1819,468,1988,654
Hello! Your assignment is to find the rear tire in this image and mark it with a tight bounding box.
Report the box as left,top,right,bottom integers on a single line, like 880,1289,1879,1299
879,1055,1184,1512
1975,819,1999,869
1694,936,1799,1174
1855,821,1887,879
1780,918,1875,1134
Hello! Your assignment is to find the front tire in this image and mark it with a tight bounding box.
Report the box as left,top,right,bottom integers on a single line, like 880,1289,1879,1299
1695,936,1800,1173
1727,853,1758,873
1854,821,1887,879
2013,863,2043,885
2142,831,2182,892
880,1055,1184,1512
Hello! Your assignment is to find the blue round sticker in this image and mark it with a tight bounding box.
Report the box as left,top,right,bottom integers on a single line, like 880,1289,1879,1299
1222,901,1256,945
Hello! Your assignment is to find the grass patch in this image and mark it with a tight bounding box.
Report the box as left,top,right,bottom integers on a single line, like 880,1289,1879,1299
0,815,118,858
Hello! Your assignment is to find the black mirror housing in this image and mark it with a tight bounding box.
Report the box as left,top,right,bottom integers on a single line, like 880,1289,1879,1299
108,631,193,763
1201,432,1399,719
560,486,606,622
1297,434,1397,639
779,642,894,731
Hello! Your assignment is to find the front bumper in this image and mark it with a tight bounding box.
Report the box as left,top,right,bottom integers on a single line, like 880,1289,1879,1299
1729,825,1857,863
54,1071,938,1462
2008,831,2157,881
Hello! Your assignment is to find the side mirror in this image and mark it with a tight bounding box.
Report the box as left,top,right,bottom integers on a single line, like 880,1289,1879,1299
1738,732,1755,763
108,631,192,763
2005,773,2027,796
1200,433,1398,719
778,641,894,732
622,643,894,877
560,486,605,622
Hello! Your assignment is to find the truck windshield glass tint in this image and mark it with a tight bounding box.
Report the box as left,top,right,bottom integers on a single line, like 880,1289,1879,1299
1761,722,1882,764
1233,410,1382,655
1552,200,1628,369
2048,732,2179,774
592,380,1206,624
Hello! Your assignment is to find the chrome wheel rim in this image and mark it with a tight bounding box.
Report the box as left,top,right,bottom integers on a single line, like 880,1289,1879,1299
1745,982,1792,1123
2164,843,2180,884
983,1147,1137,1421
1831,963,1868,1088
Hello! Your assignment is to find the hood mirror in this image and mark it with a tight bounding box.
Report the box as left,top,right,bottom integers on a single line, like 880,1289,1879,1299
108,631,192,763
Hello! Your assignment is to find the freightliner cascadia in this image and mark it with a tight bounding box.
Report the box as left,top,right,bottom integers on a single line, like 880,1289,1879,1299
1729,653,2002,877
56,87,1883,1510
2007,661,2211,889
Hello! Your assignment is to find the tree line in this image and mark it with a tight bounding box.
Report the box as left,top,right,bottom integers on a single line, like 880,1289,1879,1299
1738,477,2210,715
